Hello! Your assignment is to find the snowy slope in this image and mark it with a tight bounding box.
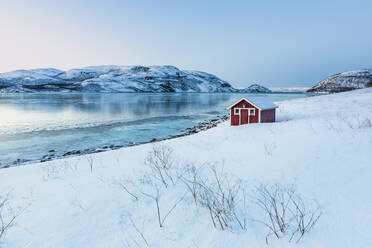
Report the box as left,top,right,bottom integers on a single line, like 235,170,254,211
308,69,372,93
0,66,269,93
1,89,372,247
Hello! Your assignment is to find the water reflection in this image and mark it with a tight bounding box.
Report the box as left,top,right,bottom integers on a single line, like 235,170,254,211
0,93,236,114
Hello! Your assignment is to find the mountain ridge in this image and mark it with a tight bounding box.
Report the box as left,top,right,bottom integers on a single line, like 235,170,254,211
0,65,271,93
308,69,372,93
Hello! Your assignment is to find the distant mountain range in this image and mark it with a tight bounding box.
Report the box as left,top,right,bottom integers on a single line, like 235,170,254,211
0,65,272,93
308,69,372,93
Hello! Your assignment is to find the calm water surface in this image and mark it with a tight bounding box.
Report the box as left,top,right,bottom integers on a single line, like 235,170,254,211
0,93,308,166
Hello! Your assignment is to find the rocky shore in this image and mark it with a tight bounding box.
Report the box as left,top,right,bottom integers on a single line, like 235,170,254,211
3,115,229,168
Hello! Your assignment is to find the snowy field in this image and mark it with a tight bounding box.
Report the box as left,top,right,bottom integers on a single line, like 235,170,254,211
0,89,372,247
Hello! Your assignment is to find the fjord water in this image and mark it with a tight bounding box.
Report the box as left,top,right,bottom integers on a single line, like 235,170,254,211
0,93,306,166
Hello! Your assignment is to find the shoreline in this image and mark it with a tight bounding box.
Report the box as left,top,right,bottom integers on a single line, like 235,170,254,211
2,115,229,169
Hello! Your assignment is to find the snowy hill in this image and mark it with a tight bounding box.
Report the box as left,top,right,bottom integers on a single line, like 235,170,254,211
239,83,272,93
0,66,269,93
308,69,372,93
1,89,372,247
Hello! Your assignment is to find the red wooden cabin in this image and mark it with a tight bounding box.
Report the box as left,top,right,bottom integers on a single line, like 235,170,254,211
227,98,278,126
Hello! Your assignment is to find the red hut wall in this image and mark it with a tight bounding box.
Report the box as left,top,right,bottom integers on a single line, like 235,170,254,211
230,99,260,125
260,109,275,123
230,109,240,125
249,109,259,123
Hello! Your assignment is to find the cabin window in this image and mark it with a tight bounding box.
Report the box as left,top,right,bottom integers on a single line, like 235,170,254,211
249,109,255,115
234,108,240,115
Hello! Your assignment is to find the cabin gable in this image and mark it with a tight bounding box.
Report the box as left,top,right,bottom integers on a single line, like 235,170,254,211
228,98,277,126
230,99,260,125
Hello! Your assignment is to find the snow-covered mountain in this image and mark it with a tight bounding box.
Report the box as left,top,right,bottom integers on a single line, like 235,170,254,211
308,69,372,93
239,83,272,93
0,65,270,93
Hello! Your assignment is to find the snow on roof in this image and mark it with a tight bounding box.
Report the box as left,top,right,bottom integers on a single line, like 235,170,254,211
227,97,278,110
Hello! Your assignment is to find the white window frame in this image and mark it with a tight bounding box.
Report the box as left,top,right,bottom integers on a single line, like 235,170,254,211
234,108,240,115
249,108,255,115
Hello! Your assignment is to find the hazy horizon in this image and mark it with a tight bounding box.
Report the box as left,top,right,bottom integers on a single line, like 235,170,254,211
1,0,372,88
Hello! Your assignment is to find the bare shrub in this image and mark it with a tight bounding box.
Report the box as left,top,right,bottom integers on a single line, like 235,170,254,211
253,183,322,244
98,175,140,202
115,146,186,228
139,174,187,228
180,164,203,205
116,177,139,202
232,185,250,231
144,145,177,188
133,145,188,227
324,119,342,133
198,166,240,230
346,117,372,129
182,165,249,231
41,160,78,180
86,156,94,174
114,145,322,245
69,184,85,211
289,194,322,243
0,193,27,243
121,213,150,248
336,112,372,130
253,184,293,242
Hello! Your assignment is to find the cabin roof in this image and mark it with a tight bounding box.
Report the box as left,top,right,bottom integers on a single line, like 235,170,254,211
227,97,278,110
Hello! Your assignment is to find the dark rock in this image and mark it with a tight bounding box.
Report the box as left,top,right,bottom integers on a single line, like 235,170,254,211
63,151,72,156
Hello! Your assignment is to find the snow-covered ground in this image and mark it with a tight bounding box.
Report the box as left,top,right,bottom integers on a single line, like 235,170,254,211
1,89,372,247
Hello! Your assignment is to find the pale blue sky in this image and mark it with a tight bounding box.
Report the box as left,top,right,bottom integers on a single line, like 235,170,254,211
1,0,371,87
